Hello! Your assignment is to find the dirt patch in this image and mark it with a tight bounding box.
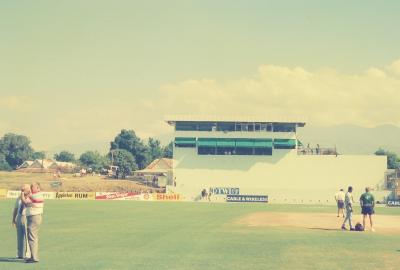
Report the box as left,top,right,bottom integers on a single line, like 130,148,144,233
237,212,400,234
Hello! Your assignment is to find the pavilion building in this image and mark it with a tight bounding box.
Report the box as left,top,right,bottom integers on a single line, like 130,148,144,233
165,115,388,203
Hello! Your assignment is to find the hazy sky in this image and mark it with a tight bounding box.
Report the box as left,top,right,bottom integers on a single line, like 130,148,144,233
1,1,400,152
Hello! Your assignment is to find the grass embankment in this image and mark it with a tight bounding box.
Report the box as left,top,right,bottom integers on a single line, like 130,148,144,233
0,171,156,192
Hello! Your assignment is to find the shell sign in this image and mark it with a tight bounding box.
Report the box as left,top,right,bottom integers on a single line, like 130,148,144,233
155,193,181,201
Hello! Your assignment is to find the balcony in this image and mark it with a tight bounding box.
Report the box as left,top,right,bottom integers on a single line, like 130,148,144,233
297,146,338,156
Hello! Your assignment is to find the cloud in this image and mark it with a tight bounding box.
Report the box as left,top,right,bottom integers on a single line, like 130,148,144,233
0,96,35,111
4,60,400,151
49,100,164,146
148,59,400,128
0,96,36,139
387,59,400,76
365,67,386,78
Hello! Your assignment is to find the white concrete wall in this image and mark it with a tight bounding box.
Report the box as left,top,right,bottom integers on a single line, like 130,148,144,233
172,147,387,204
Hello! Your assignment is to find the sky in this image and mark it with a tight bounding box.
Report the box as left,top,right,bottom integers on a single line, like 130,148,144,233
0,0,400,153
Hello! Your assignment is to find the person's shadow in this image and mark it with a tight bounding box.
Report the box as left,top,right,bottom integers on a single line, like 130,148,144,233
307,227,342,231
0,257,25,263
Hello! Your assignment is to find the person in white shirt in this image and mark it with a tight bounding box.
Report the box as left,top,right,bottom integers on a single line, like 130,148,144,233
334,189,345,218
12,184,31,259
341,186,355,231
21,182,44,263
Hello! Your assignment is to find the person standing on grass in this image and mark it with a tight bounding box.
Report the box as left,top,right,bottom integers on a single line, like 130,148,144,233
12,184,31,259
360,187,375,232
21,182,44,263
341,186,354,231
334,188,345,218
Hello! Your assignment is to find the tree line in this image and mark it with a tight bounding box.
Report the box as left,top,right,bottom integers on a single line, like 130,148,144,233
0,133,45,171
2,130,399,175
0,130,172,178
374,148,400,170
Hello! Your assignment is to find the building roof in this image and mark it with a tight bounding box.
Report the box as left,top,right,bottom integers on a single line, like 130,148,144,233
37,159,57,169
145,158,172,170
134,169,169,174
134,158,172,175
165,115,306,126
17,160,34,169
55,161,77,167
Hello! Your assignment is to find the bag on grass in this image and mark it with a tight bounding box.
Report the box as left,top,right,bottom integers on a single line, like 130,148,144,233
355,222,364,231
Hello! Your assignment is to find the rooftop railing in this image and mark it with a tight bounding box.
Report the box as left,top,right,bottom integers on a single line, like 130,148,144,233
297,147,338,156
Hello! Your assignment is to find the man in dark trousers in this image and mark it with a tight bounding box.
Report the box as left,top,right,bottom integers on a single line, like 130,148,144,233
12,184,31,259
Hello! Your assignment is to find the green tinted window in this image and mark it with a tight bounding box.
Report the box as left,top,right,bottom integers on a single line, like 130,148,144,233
216,139,235,147
235,139,254,148
174,137,196,147
176,122,198,131
274,139,296,149
273,123,296,132
197,138,217,147
254,139,273,148
216,122,236,132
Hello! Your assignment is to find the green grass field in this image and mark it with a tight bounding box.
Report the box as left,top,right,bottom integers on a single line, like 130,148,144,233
1,200,399,270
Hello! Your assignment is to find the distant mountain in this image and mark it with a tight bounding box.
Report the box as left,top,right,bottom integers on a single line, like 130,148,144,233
297,124,400,155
